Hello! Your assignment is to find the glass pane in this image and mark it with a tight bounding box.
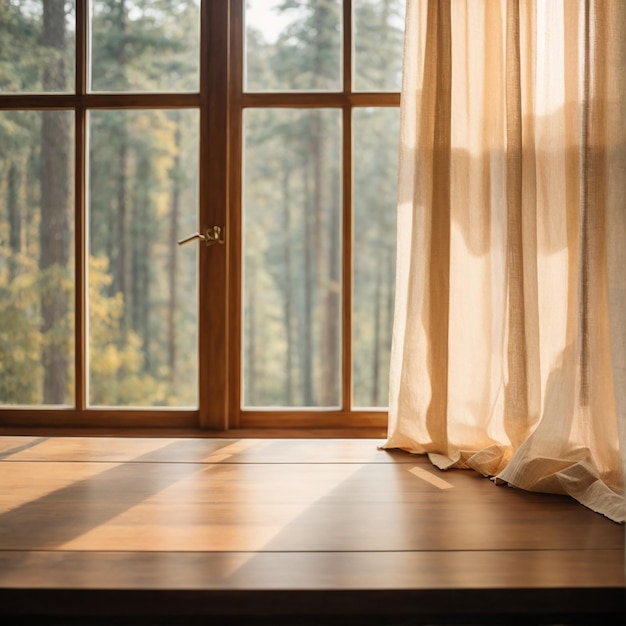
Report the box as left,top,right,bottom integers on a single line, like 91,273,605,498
0,111,75,405
243,109,342,408
88,109,198,407
89,0,200,93
354,0,404,91
352,107,399,408
0,1,75,94
245,0,341,92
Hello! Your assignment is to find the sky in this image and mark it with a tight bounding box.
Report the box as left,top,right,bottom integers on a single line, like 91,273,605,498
245,0,302,44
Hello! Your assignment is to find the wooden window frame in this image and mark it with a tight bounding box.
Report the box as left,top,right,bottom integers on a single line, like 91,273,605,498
0,0,399,433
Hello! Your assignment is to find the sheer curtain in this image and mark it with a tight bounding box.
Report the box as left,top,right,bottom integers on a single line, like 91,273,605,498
384,0,626,523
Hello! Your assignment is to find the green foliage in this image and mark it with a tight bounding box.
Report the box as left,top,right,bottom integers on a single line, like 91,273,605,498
243,1,403,407
0,1,44,92
87,2,200,407
87,107,199,406
0,1,75,93
274,0,341,89
354,0,404,90
88,256,169,406
352,108,399,407
0,238,73,405
91,0,199,92
0,251,188,406
1,0,402,409
0,273,43,404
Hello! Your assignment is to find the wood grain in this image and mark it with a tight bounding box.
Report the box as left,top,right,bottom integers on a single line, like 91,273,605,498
0,436,623,624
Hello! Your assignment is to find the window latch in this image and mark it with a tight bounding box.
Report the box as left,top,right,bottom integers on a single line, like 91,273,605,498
178,226,225,247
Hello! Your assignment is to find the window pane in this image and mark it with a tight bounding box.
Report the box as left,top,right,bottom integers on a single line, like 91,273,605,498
88,109,198,407
89,0,200,93
243,109,342,408
245,0,341,92
353,0,404,91
352,107,398,408
0,111,75,405
0,1,75,94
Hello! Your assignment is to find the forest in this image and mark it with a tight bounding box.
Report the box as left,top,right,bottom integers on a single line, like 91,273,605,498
0,0,403,410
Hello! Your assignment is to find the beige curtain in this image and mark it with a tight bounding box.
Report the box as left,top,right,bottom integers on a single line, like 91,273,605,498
385,0,626,523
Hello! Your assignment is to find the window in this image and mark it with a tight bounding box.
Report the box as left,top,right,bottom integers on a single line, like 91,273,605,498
0,0,403,430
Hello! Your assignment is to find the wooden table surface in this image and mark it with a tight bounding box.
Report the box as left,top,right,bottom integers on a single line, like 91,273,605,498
0,436,624,624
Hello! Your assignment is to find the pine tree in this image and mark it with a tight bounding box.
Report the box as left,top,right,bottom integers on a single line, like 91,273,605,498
40,0,71,403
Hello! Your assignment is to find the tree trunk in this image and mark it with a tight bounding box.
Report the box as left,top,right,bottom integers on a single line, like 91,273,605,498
167,115,182,383
302,149,315,406
115,138,128,333
371,245,383,406
322,124,340,406
40,0,70,404
311,113,331,406
139,158,151,372
384,246,394,398
281,167,294,404
131,151,151,370
7,161,22,281
246,263,257,405
112,0,129,331
311,3,340,406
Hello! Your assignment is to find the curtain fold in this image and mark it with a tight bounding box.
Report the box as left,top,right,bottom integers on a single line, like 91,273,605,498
385,0,626,522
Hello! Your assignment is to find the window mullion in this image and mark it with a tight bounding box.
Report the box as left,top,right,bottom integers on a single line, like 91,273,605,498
343,0,353,93
342,106,353,412
74,107,87,411
342,0,353,411
229,0,244,427
198,0,230,429
74,0,87,411
77,0,87,96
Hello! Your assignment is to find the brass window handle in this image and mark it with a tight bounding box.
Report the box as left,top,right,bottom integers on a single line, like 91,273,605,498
178,226,225,247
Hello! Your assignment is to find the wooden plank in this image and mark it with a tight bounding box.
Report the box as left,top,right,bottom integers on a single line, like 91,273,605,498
0,436,392,463
0,549,623,591
0,436,623,623
0,426,388,438
0,458,621,553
